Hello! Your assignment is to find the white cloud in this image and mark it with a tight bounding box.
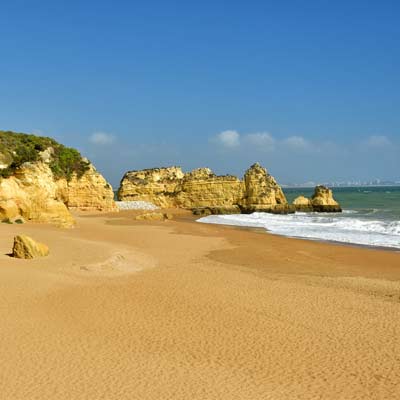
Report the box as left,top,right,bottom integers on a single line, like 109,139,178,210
282,135,311,150
244,132,275,150
365,135,391,148
89,132,115,145
213,130,325,154
215,130,240,148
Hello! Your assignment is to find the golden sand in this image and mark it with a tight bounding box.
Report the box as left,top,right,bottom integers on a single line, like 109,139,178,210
0,210,399,399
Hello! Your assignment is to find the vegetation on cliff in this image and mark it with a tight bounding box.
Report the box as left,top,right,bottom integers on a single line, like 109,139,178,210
0,130,90,180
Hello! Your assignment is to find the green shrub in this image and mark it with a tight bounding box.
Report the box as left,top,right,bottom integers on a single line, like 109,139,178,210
50,146,90,181
14,218,24,224
0,131,90,181
1,218,12,224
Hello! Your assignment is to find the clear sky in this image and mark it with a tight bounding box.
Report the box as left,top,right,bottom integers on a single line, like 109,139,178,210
1,1,399,187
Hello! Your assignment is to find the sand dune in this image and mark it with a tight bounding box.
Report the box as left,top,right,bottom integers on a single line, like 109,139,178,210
0,211,399,399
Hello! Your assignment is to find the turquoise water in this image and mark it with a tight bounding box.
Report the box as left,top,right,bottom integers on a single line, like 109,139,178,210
284,186,400,221
199,186,400,250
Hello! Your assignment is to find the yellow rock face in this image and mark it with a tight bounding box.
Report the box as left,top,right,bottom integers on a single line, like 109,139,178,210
310,185,341,212
56,163,117,212
242,163,289,213
292,186,341,212
292,195,313,212
118,167,184,208
134,212,173,221
0,162,75,228
293,195,311,206
12,235,49,259
176,168,244,209
0,160,117,228
118,163,291,214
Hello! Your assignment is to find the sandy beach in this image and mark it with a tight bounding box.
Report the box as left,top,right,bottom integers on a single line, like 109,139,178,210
0,210,399,399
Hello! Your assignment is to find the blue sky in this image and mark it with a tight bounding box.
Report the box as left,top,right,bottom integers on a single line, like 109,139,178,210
0,1,399,187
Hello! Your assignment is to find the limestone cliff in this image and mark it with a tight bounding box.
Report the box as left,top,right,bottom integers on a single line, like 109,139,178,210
293,186,341,212
176,168,244,213
0,162,75,227
117,167,184,208
56,162,116,212
0,131,116,227
118,163,293,214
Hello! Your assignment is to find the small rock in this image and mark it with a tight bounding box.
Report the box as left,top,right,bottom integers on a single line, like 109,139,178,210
11,216,25,224
292,195,313,212
12,235,49,259
134,212,173,221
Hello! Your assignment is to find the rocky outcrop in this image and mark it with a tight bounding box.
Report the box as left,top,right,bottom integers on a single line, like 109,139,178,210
310,185,341,212
134,212,173,221
0,131,117,227
292,195,313,212
175,168,244,211
117,166,184,208
241,163,293,213
12,235,49,259
293,186,341,212
56,162,117,212
118,163,293,214
0,162,75,228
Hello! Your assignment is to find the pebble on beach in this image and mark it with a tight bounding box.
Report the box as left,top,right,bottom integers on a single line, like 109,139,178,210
115,201,159,211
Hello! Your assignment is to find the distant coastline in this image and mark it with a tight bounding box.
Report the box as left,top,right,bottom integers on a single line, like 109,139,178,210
282,183,400,188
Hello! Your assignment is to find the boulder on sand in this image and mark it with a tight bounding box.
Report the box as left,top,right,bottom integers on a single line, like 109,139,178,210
134,212,173,221
12,235,49,259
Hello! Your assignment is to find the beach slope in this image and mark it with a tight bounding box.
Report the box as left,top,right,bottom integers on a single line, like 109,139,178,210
0,211,399,399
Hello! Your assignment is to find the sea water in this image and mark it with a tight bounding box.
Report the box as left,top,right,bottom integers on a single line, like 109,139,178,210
198,186,400,250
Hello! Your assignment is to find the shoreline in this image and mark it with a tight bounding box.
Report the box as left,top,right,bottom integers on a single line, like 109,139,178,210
194,209,400,253
196,218,400,253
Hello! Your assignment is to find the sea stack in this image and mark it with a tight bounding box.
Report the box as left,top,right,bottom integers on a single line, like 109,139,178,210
293,185,342,213
241,163,293,214
310,185,342,212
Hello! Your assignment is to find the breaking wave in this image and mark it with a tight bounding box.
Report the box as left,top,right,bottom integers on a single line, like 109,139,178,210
198,211,400,249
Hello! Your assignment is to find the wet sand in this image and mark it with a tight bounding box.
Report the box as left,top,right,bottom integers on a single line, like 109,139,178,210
0,210,399,399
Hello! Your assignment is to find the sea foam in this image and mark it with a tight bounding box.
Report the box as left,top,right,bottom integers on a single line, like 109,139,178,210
198,211,400,249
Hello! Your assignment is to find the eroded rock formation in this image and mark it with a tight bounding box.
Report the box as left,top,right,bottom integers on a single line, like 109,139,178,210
0,131,117,227
292,195,313,212
117,167,184,208
118,163,294,214
242,163,292,213
0,162,75,228
56,162,116,212
134,212,173,221
12,235,49,259
310,185,341,212
293,186,341,212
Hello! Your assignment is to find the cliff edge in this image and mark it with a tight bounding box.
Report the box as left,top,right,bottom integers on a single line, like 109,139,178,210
0,131,116,227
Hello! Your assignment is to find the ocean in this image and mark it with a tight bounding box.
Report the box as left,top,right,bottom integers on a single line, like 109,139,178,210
198,186,400,250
